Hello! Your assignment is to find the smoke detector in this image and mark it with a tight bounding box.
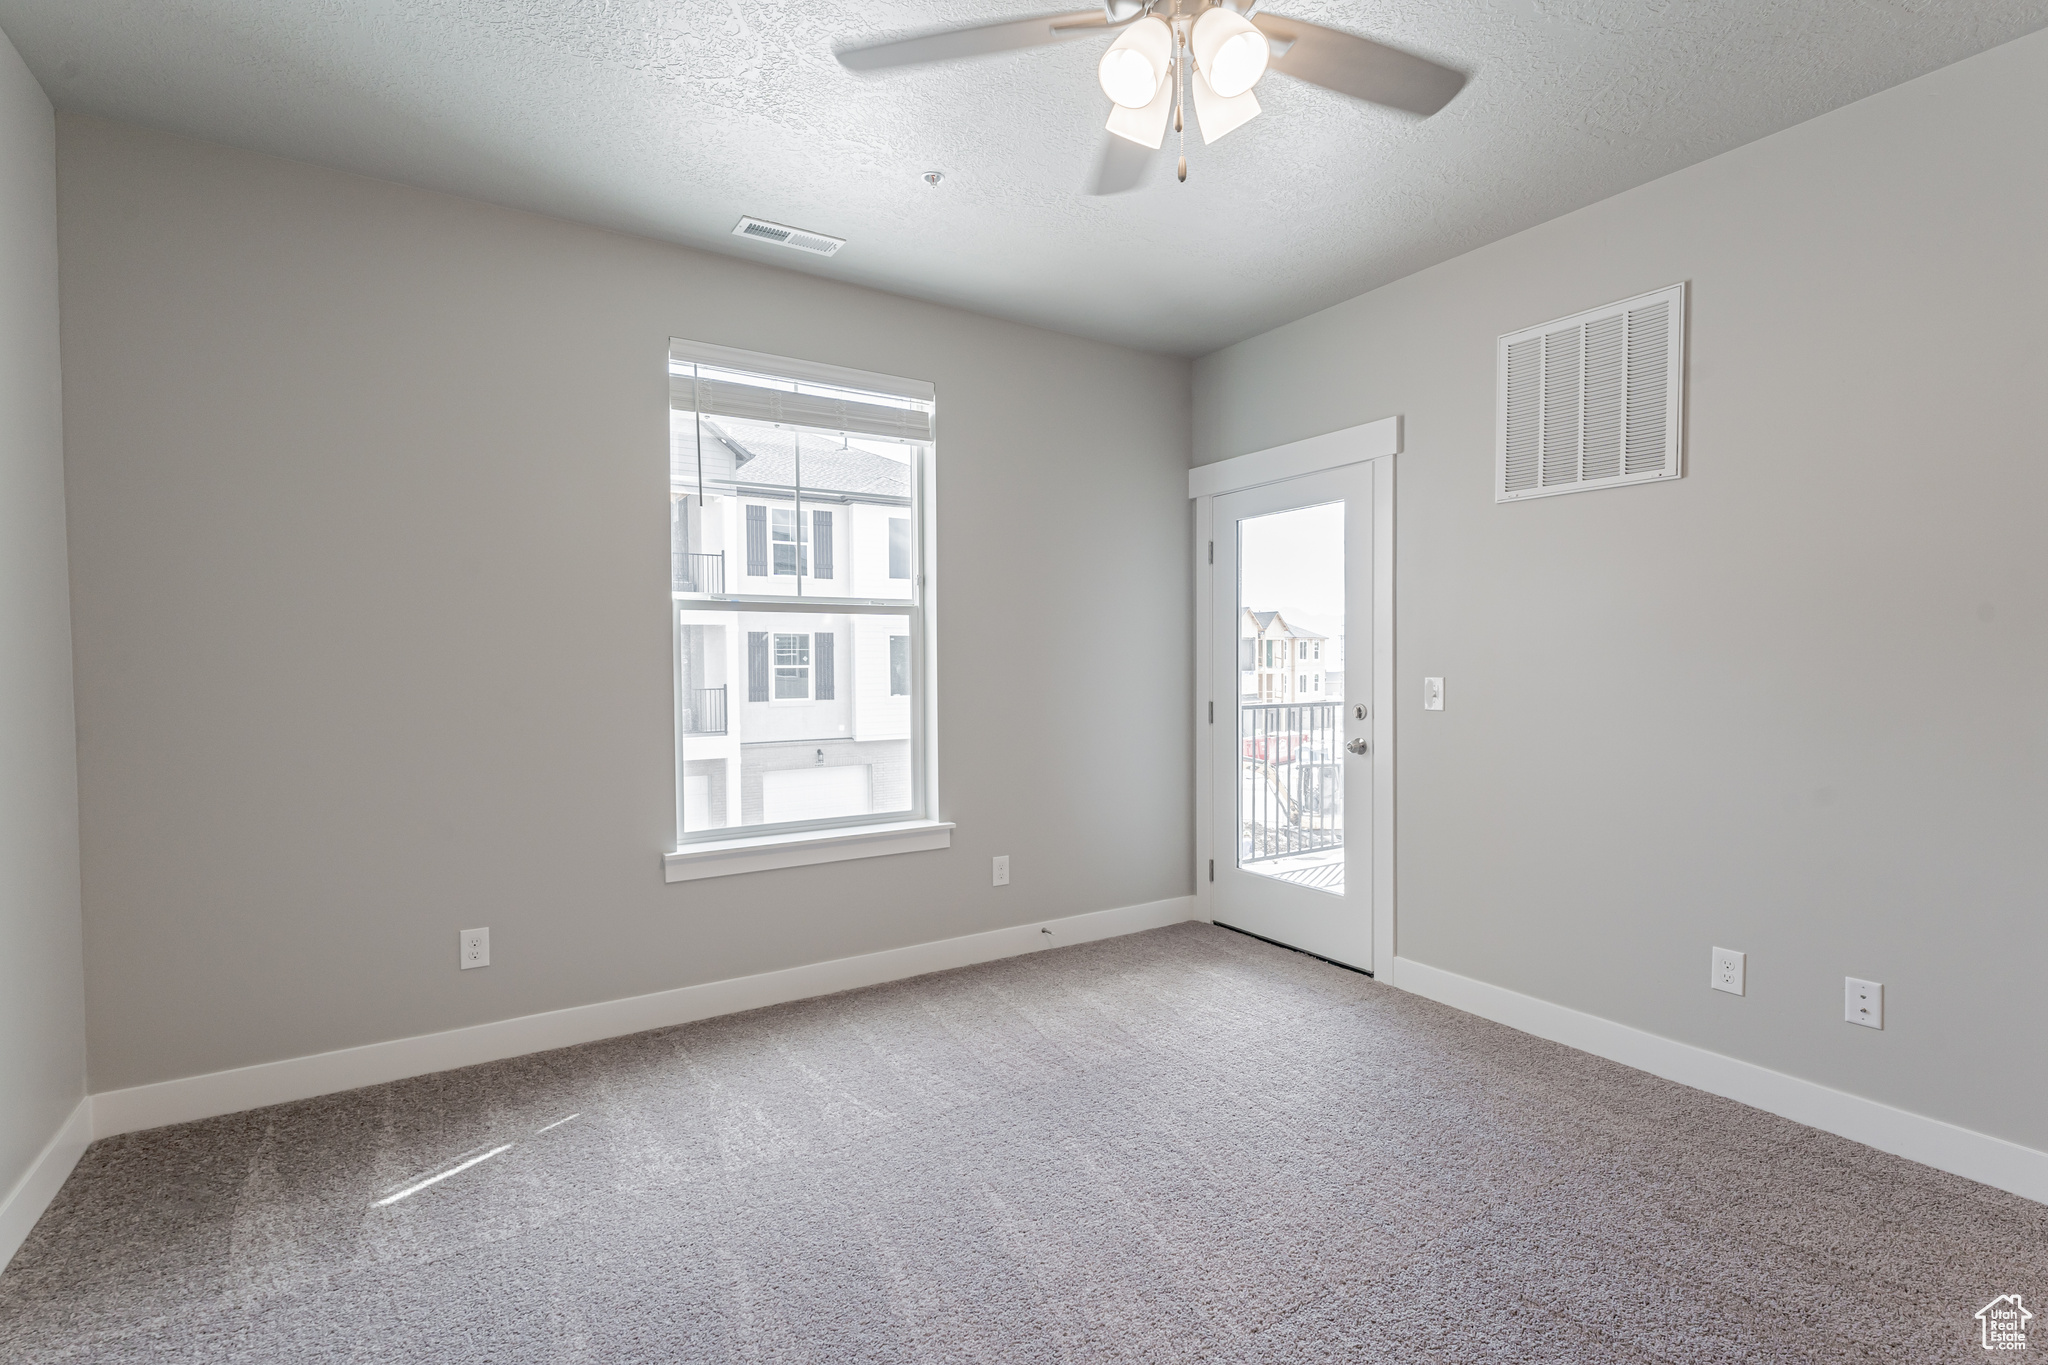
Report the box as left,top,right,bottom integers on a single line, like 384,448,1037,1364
731,216,845,257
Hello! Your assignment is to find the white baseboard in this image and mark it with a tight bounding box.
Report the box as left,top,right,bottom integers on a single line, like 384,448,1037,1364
0,1098,92,1273
1393,955,2048,1207
91,896,1197,1141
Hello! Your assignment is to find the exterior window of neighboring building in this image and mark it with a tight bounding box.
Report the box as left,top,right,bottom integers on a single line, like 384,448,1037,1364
668,339,935,864
888,517,911,580
889,635,909,696
771,508,808,576
773,633,810,699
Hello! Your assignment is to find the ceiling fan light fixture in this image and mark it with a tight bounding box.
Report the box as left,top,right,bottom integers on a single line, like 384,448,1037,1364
1105,50,1176,148
1190,66,1260,144
1190,6,1268,98
1097,15,1171,108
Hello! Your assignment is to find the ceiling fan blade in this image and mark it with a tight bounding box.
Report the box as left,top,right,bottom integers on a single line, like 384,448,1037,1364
837,11,1108,72
1252,14,1466,116
1087,134,1154,195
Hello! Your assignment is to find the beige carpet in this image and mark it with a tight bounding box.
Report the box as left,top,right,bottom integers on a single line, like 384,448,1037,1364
2,922,2041,1362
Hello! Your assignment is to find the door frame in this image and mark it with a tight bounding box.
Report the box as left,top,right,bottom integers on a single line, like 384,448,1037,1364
1190,416,1400,979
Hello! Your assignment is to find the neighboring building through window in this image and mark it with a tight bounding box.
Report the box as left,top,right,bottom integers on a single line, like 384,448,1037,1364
773,633,810,699
888,517,911,581
1238,609,1332,705
670,340,931,841
771,508,808,576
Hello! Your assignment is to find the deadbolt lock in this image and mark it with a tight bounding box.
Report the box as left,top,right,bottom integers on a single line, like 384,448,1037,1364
1354,705,1367,720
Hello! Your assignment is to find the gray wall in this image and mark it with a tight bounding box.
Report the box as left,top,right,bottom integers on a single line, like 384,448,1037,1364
0,26,84,1196
58,117,1192,1093
1194,29,2048,1151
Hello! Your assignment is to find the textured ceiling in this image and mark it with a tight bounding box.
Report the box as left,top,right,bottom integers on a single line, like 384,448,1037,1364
3,0,2044,354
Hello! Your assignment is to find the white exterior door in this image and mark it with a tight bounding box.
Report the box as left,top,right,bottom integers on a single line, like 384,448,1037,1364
1207,462,1375,971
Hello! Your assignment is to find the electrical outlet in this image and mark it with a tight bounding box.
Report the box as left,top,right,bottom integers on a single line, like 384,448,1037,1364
460,927,490,970
1845,977,1882,1029
992,855,1010,887
1422,677,1444,711
1711,947,1745,996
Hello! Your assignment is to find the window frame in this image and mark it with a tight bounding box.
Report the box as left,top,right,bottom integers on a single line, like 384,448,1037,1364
665,338,946,882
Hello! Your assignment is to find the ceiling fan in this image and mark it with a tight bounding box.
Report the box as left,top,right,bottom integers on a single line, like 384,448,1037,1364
836,0,1467,193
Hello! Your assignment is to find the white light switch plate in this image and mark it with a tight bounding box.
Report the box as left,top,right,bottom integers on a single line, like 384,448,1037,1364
1711,947,1745,996
992,855,1009,887
1423,677,1444,711
1845,977,1882,1029
461,927,490,970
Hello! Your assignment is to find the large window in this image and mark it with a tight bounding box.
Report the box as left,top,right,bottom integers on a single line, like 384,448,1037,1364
668,339,932,856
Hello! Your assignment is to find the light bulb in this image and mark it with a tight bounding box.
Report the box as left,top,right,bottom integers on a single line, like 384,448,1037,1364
1098,16,1171,108
1190,7,1268,99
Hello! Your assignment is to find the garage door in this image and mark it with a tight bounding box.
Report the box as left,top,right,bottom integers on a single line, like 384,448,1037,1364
762,764,872,825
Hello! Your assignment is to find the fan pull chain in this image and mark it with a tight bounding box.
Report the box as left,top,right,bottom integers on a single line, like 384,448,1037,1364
1175,34,1187,182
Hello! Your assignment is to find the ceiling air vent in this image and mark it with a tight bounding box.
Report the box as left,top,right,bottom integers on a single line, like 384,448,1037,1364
732,216,846,257
1496,283,1685,502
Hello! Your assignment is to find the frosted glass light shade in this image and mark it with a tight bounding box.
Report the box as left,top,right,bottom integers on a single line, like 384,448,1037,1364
1190,7,1268,99
1105,55,1175,148
1190,66,1260,144
1098,17,1172,108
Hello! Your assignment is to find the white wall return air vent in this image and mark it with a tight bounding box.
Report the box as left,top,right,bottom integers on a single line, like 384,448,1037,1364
732,216,846,257
1496,283,1685,503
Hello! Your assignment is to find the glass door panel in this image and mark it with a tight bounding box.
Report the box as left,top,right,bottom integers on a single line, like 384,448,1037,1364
1237,501,1345,894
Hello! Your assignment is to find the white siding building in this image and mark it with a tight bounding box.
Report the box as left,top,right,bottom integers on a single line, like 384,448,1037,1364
673,421,916,832
1240,609,1330,704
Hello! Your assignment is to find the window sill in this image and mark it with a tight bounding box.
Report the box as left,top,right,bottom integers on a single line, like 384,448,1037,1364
664,819,954,884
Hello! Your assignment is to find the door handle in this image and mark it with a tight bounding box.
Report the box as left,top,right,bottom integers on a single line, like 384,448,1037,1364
1346,738,1369,755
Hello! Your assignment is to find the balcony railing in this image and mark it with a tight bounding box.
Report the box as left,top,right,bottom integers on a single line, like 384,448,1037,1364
1239,701,1343,864
674,550,725,595
681,685,727,736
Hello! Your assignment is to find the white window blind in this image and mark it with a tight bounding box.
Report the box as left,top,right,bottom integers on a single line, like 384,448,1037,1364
1496,283,1685,502
669,365,932,443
